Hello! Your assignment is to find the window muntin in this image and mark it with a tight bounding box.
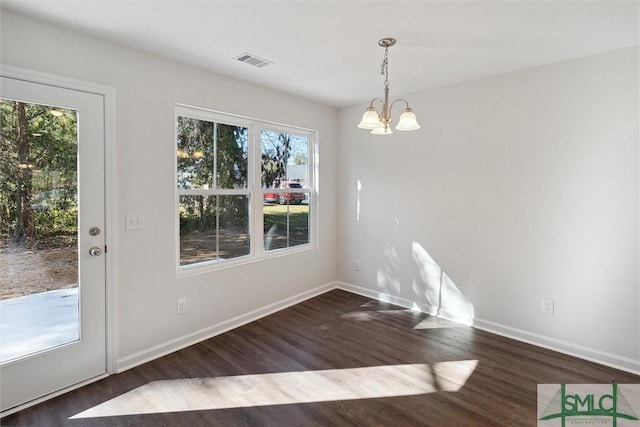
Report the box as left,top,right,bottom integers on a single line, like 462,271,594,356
176,106,315,272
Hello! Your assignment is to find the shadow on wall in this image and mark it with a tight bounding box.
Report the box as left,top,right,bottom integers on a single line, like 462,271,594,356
376,239,474,325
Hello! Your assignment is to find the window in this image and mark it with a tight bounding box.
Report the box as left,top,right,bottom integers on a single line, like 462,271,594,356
176,105,315,272
261,129,310,252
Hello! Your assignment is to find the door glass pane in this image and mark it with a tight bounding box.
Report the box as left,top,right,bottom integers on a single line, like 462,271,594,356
0,100,79,363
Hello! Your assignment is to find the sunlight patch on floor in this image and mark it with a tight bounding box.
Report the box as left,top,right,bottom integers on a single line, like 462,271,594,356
340,309,418,322
412,317,464,330
341,307,465,330
70,361,478,419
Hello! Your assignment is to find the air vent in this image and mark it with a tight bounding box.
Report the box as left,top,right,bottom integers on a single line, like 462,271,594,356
234,52,273,68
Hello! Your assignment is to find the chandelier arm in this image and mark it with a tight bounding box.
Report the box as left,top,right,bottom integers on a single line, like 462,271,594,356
388,98,410,115
368,98,386,109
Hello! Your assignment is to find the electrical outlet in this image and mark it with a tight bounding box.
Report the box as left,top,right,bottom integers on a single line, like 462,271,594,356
354,260,361,271
177,298,187,315
541,298,554,315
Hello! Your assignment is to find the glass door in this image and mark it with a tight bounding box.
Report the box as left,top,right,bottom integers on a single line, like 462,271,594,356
0,76,106,412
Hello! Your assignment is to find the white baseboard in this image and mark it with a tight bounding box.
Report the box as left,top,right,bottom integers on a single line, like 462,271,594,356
117,281,639,376
337,282,639,375
473,318,640,375
336,282,439,316
437,308,475,327
116,282,338,373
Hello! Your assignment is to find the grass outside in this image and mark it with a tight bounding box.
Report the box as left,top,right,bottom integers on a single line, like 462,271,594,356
264,202,309,251
263,203,309,229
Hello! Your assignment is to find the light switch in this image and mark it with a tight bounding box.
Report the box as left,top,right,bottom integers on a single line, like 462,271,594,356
125,214,145,231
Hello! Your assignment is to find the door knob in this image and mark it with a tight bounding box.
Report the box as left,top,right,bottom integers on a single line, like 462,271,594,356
89,246,103,257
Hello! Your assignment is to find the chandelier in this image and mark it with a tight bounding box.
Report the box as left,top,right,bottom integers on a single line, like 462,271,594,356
357,38,421,135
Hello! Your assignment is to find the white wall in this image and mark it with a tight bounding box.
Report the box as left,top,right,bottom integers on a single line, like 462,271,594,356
338,47,639,372
1,10,338,369
2,8,638,375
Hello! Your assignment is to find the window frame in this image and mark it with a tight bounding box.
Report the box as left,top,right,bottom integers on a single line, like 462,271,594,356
175,104,317,276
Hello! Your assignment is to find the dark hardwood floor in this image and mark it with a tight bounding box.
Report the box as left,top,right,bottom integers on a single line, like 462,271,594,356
2,289,638,426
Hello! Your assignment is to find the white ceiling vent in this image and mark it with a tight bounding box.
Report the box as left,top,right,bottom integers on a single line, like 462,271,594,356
234,53,273,68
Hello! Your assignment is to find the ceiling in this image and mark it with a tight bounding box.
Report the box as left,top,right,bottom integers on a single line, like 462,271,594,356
1,1,638,108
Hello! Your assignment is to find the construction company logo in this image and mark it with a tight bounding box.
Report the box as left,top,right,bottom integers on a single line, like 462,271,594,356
538,384,640,427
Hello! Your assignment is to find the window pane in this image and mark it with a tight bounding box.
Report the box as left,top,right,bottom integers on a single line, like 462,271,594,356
176,117,214,190
177,118,248,190
260,130,308,189
179,195,250,266
218,195,250,257
264,201,309,251
215,124,248,189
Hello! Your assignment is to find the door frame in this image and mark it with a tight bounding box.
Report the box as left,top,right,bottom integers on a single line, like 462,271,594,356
0,65,117,415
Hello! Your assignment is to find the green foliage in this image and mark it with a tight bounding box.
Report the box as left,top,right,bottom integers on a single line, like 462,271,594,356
34,205,78,235
0,100,78,239
293,152,307,166
176,118,248,190
176,118,249,229
261,131,290,188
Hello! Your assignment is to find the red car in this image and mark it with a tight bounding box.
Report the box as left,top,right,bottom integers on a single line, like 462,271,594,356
264,181,306,204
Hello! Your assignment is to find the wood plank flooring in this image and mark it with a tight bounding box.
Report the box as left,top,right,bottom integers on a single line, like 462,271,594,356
2,289,639,426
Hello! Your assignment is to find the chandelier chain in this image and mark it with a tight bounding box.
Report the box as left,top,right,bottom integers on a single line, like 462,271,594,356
381,46,390,90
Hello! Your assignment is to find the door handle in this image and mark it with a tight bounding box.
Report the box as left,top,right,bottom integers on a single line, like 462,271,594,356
89,246,103,257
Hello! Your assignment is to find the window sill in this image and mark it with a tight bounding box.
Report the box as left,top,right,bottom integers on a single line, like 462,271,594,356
176,243,318,279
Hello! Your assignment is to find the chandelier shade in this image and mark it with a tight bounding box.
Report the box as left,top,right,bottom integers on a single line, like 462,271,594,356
357,107,381,130
357,38,420,135
370,125,393,135
395,108,421,131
